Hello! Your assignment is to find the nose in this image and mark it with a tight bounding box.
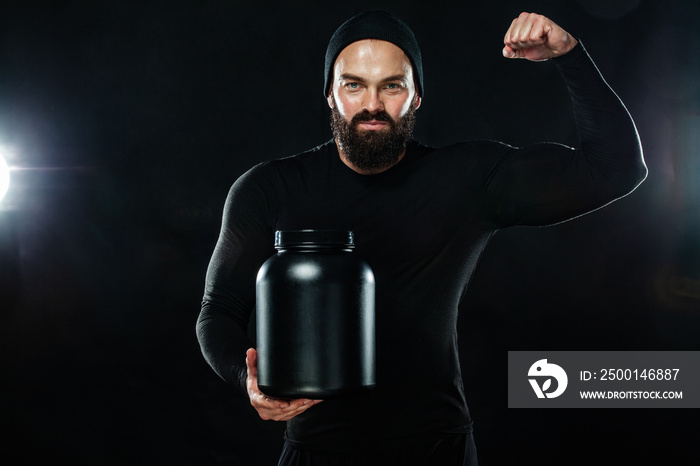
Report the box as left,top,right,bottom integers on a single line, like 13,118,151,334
362,88,384,114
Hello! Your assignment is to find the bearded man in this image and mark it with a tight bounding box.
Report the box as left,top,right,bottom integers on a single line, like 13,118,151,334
196,10,646,466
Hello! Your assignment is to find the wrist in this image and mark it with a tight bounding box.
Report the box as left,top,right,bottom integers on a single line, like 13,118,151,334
551,34,578,58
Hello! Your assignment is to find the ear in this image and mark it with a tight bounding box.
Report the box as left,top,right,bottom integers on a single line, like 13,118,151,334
413,94,422,110
327,92,334,109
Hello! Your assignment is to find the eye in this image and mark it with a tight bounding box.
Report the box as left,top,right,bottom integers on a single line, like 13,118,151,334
383,83,404,94
345,82,361,90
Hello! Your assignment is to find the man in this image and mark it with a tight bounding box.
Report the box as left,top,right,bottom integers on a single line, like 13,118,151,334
196,10,646,465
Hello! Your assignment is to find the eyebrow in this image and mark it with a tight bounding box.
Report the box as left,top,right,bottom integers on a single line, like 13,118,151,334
339,73,408,84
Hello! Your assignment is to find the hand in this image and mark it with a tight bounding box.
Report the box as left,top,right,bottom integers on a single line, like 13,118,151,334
245,348,323,421
502,12,578,61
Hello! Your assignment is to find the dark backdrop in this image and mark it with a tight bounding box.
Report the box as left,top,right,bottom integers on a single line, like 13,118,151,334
1,1,699,465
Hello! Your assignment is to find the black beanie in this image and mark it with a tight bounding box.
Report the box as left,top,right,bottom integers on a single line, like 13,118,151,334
323,10,423,97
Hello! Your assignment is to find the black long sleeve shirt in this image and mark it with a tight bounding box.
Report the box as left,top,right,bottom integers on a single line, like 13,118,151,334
196,42,646,450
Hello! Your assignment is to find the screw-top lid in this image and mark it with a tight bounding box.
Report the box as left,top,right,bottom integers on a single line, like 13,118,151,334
275,230,355,249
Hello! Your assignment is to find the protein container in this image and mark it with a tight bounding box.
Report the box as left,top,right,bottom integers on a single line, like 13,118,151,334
255,229,375,399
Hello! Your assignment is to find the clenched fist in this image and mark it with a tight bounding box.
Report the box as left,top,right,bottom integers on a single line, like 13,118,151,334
503,12,578,61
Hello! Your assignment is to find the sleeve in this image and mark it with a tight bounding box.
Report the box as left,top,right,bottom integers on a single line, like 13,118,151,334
481,41,648,227
196,162,277,394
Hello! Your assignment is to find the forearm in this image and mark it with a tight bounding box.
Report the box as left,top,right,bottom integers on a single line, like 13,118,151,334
553,41,647,193
196,301,251,394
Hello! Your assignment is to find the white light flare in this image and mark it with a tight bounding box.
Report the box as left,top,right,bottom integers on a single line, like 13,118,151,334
0,152,9,202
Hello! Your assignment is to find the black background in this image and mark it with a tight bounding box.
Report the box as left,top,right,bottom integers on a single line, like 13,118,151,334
1,1,699,465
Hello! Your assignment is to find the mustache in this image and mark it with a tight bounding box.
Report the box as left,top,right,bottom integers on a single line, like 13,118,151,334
351,109,395,125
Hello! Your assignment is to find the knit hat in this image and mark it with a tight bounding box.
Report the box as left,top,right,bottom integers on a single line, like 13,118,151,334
323,11,423,97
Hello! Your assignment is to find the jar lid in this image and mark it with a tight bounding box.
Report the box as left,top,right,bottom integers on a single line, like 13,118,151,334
275,230,354,248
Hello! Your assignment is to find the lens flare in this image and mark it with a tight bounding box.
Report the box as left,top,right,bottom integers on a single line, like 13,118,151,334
0,154,10,202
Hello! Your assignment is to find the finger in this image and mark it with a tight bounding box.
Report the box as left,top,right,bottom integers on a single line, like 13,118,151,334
251,391,291,414
247,350,293,410
519,17,547,49
514,17,534,47
259,394,290,409
285,398,322,410
274,399,323,421
503,17,515,42
505,12,529,46
270,398,321,417
526,18,548,46
503,17,521,49
246,350,290,409
270,397,321,412
246,347,257,376
503,15,531,56
256,398,322,421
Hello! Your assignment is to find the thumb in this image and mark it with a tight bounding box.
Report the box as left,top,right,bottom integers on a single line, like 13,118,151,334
246,348,258,377
502,45,518,59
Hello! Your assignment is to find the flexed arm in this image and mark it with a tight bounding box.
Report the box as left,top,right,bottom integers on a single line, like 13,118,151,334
482,13,646,227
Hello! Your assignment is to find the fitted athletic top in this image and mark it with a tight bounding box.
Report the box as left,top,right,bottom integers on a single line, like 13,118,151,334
196,42,646,450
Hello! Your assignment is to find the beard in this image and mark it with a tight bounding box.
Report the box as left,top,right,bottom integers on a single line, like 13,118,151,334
330,98,417,172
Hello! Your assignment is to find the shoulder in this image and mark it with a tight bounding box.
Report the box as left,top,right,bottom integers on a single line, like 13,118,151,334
235,140,335,185
412,139,515,165
270,140,335,169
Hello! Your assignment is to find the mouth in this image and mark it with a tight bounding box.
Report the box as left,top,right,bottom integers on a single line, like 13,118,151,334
357,120,389,130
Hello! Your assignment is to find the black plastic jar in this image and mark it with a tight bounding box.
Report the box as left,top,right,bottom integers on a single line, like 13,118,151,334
255,230,375,399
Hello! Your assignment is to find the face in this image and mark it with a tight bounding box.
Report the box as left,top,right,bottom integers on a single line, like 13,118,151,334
328,39,422,172
329,39,421,127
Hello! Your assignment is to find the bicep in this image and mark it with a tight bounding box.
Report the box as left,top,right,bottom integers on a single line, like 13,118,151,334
482,142,619,227
204,166,276,323
197,165,276,388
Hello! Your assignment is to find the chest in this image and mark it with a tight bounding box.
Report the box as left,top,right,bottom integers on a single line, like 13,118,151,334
271,163,490,279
